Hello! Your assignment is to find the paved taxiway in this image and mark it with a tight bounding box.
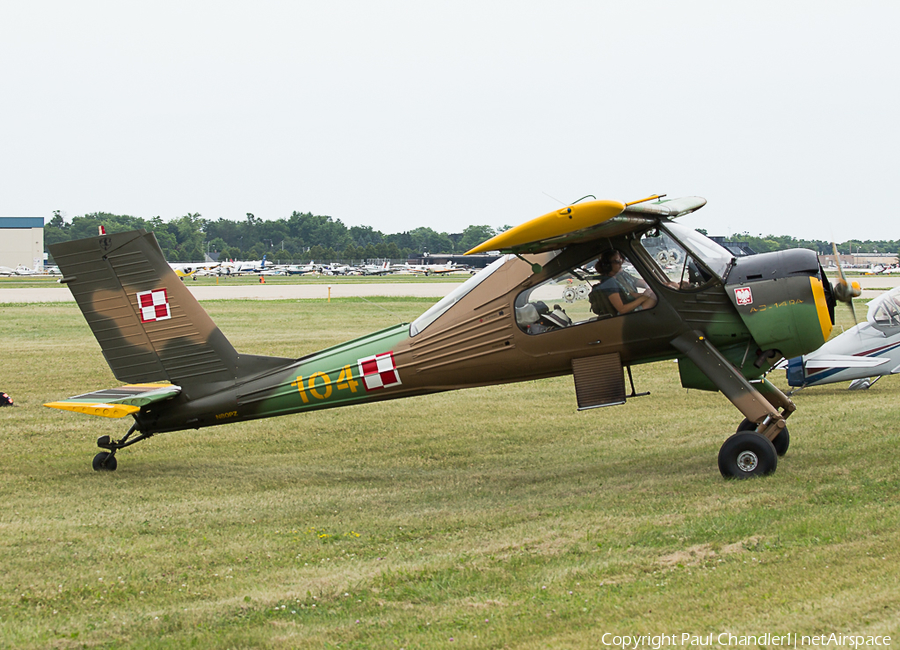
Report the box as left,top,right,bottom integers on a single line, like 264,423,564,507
0,283,459,303
1,275,898,303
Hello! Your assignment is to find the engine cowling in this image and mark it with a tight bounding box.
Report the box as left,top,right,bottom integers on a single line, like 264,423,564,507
724,249,835,361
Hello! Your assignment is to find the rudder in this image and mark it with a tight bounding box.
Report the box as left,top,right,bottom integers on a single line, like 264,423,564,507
50,230,260,396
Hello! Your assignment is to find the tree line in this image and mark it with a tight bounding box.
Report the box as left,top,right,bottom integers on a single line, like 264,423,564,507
44,211,502,263
719,232,899,259
44,210,898,264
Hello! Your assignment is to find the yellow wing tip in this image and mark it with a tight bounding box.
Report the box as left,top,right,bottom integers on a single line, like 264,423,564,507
464,242,491,255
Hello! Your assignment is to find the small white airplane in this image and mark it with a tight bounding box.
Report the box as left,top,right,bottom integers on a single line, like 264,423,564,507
324,264,353,275
218,255,270,275
393,261,469,275
285,261,320,275
359,261,390,275
786,285,900,390
5,265,39,276
168,262,220,278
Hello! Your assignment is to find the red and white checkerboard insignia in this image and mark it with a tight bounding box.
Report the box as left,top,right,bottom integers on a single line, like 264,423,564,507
136,289,172,323
357,352,402,391
734,287,753,306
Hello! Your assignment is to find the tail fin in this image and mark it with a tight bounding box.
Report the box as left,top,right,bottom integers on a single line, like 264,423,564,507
49,230,289,396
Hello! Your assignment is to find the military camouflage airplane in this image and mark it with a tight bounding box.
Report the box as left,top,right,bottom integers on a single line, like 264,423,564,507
45,195,845,479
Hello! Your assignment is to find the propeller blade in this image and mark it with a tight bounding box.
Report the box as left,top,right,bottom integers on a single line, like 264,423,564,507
832,243,845,283
831,242,860,325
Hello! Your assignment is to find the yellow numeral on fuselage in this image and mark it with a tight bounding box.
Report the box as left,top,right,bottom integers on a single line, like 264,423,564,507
336,365,359,393
291,365,358,403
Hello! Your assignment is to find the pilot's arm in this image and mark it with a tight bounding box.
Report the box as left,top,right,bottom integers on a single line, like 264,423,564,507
601,275,657,314
608,291,655,314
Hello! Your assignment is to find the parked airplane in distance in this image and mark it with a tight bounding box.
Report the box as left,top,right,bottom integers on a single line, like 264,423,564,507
168,262,220,278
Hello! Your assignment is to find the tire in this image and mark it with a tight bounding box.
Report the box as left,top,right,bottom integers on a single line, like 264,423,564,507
736,419,789,457
718,432,777,479
92,451,118,472
771,426,790,457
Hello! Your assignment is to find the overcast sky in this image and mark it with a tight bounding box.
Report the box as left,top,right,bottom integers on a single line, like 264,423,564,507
2,1,897,242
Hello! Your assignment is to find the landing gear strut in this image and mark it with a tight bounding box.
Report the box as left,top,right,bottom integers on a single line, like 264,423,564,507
737,418,790,456
671,331,797,480
720,393,793,479
92,424,153,472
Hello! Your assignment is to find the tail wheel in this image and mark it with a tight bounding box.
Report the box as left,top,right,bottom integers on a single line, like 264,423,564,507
718,432,777,479
92,451,118,472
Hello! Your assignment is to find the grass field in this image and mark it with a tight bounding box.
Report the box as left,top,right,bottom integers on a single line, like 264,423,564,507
1,298,898,648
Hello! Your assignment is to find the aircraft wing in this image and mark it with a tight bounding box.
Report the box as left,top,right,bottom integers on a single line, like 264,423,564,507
465,195,707,255
44,383,181,418
805,355,891,370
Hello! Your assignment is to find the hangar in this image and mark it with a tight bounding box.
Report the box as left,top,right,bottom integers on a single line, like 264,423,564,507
0,217,45,272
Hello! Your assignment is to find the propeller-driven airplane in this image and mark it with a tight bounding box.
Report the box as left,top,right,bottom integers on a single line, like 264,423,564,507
786,285,900,390
285,261,321,275
359,261,391,275
0,264,40,276
168,262,220,278
45,195,846,479
395,261,469,275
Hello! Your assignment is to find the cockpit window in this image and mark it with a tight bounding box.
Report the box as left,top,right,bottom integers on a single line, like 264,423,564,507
410,255,510,336
515,250,656,335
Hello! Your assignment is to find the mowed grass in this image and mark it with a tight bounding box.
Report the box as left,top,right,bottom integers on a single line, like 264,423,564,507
1,298,899,648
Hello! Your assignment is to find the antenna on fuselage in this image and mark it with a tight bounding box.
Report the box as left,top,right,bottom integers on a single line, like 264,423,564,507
358,296,405,325
542,191,566,205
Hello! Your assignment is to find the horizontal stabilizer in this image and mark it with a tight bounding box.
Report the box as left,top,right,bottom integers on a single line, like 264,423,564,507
44,383,181,419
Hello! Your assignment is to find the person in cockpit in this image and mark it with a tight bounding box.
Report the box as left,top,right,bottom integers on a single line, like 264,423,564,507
590,249,657,316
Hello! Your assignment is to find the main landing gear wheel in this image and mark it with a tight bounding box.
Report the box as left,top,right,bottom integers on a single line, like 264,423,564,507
718,432,777,479
92,451,118,472
736,418,790,457
771,427,789,457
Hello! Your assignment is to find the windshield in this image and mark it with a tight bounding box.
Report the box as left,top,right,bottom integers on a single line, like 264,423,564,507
409,255,511,336
661,222,734,281
870,286,900,329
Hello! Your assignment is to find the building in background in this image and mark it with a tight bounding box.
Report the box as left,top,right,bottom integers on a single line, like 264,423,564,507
709,236,756,257
0,217,45,271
